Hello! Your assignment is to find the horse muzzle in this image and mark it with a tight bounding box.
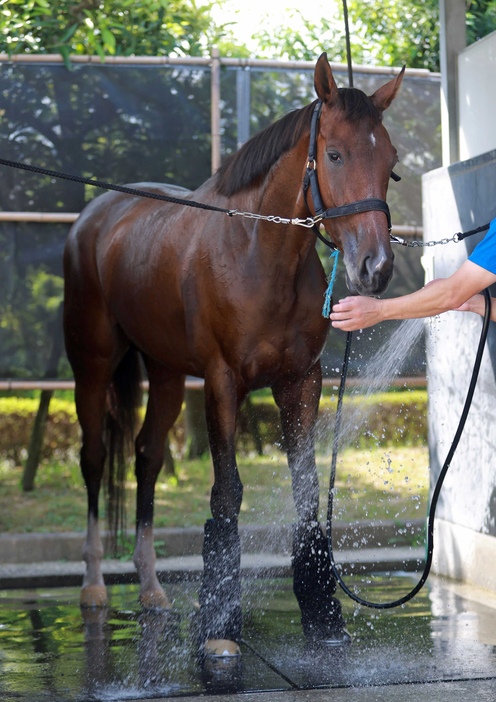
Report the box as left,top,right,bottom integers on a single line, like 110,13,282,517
344,248,394,297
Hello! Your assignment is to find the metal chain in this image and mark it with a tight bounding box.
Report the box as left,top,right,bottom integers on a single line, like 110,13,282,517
390,233,460,248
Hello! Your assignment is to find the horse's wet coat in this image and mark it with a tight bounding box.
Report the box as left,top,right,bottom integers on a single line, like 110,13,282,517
63,53,404,652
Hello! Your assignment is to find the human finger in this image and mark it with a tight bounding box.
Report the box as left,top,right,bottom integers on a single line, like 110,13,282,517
331,299,356,312
330,311,353,320
331,318,359,331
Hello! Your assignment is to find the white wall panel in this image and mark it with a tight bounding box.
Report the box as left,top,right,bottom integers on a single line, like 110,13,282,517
458,30,496,160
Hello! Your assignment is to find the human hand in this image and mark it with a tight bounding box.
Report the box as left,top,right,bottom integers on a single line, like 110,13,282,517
454,293,485,316
330,296,383,331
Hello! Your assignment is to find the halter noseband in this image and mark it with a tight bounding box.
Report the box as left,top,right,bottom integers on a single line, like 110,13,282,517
302,100,396,251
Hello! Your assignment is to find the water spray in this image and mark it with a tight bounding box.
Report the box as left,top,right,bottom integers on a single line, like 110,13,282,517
326,289,492,608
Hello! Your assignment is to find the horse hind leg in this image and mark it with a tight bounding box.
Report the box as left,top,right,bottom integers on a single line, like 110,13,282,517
77,344,142,608
75,369,112,608
133,363,185,610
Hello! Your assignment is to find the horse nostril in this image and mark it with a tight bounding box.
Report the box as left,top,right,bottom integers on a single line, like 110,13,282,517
363,252,388,281
357,251,393,294
361,255,371,281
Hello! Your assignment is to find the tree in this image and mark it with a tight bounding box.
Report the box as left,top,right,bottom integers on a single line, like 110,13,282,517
2,0,228,63
253,0,496,73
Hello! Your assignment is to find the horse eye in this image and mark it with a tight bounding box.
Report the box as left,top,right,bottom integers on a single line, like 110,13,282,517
327,152,341,163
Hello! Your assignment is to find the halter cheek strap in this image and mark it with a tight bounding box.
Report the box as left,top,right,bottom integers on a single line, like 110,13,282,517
302,100,394,251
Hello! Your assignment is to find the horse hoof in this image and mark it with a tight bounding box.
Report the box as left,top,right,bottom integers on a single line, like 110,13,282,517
139,588,172,611
316,628,353,647
80,584,108,608
204,639,241,658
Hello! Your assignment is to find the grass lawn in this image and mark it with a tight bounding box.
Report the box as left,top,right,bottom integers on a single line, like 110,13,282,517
0,445,428,534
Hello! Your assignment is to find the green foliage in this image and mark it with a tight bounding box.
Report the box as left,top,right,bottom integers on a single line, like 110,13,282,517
0,265,64,377
7,0,496,70
0,396,76,417
2,0,230,61
346,0,439,72
255,11,345,63
0,396,79,464
253,1,439,68
240,390,429,453
467,0,496,44
253,0,496,73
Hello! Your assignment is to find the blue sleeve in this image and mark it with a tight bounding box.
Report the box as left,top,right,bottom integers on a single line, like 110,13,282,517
468,218,496,275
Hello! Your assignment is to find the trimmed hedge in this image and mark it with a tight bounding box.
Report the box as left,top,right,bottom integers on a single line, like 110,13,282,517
238,391,428,453
0,391,427,465
317,391,428,449
0,398,79,465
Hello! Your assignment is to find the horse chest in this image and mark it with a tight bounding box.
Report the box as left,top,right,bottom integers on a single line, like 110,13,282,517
235,321,326,387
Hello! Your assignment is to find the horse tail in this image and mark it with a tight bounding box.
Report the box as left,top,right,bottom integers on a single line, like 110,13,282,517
105,346,143,555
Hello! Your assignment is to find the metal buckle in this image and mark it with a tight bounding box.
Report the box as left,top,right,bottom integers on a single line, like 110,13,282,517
307,160,317,170
292,215,323,228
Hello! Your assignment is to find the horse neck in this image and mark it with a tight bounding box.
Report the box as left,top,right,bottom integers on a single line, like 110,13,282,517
248,138,316,262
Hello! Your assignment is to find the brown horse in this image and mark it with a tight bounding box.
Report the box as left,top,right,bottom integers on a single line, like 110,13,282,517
63,53,403,657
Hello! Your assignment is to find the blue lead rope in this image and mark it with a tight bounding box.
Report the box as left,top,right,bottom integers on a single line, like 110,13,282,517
322,250,339,318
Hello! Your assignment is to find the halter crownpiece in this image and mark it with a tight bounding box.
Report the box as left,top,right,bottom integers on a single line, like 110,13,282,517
302,100,394,251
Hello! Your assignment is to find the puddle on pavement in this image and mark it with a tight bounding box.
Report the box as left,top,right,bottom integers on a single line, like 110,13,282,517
1,575,496,701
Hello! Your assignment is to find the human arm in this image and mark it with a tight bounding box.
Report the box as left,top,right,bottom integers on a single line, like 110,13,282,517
329,260,496,331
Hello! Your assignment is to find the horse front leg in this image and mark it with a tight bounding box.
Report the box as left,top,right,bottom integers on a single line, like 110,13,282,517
200,361,244,658
273,362,349,644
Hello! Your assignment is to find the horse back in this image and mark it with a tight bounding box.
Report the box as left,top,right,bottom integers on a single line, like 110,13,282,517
64,181,193,284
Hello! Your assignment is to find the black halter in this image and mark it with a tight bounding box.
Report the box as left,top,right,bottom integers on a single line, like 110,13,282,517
302,100,396,250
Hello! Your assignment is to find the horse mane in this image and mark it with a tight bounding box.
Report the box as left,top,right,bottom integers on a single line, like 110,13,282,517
215,88,382,198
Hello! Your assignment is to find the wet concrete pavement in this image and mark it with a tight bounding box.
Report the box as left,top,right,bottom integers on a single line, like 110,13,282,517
1,573,496,701
128,681,496,702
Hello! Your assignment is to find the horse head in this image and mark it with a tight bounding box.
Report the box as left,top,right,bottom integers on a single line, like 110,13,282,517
312,53,404,297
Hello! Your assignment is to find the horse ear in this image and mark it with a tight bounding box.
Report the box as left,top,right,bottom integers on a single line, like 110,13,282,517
370,66,406,112
314,52,339,105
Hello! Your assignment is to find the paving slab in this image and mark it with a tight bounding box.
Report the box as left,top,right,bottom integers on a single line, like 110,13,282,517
122,680,496,702
1,574,496,701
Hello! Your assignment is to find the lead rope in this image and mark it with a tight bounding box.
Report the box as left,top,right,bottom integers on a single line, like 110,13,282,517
342,0,354,89
322,250,340,317
325,0,493,610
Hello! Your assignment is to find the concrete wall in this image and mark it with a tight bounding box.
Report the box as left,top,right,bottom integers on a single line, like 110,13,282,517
422,149,496,589
458,30,496,161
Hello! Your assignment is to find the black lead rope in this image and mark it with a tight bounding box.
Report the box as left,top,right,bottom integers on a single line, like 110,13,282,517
342,0,354,89
0,157,234,216
327,289,492,608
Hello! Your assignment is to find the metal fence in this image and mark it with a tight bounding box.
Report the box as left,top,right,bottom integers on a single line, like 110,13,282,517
0,52,440,384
